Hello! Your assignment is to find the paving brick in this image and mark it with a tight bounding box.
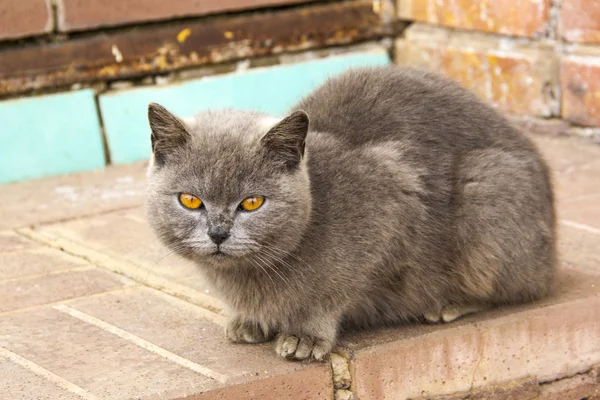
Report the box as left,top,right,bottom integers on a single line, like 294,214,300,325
0,247,86,281
396,25,559,117
0,0,52,40
0,308,218,399
398,0,550,38
37,208,201,281
0,161,147,230
0,90,105,184
561,0,600,43
345,269,600,399
0,231,39,252
25,207,224,312
65,287,332,397
561,56,600,127
538,367,600,399
0,358,81,400
57,0,318,31
559,223,600,275
0,268,134,313
99,49,390,163
0,0,402,97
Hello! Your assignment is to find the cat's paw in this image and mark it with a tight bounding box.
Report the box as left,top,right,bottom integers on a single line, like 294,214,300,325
423,304,486,324
226,317,272,344
275,333,332,361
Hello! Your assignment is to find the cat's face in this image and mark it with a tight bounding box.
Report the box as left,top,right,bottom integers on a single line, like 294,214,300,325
146,104,312,268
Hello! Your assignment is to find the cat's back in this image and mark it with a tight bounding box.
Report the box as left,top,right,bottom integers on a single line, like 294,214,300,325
294,65,521,150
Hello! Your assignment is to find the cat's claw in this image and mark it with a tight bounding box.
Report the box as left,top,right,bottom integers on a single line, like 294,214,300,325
226,317,272,344
275,333,331,361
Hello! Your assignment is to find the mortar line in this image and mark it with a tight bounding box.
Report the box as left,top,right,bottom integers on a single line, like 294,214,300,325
0,265,93,284
54,304,229,383
16,227,224,314
0,286,139,317
0,345,102,400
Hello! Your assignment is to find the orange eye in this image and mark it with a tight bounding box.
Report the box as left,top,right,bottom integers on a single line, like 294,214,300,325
240,196,265,211
179,193,203,209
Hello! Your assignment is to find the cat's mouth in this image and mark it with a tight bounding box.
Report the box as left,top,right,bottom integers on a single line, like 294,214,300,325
209,249,229,258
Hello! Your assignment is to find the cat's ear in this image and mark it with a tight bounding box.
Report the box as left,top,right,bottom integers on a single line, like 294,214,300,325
261,110,309,170
148,103,190,166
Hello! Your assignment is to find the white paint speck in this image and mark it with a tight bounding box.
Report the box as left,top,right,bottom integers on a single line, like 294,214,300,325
111,45,123,63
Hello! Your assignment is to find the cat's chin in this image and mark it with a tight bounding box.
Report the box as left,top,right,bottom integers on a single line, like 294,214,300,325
196,251,245,269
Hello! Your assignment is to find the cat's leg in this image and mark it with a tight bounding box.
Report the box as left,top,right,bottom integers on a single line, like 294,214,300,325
226,315,274,344
275,315,338,361
424,304,487,323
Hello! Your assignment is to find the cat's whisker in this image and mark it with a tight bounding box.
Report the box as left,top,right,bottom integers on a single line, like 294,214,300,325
247,255,276,287
253,253,292,289
259,243,316,274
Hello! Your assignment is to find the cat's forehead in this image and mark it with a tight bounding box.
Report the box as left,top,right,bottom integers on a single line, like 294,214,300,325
186,109,279,142
171,110,282,201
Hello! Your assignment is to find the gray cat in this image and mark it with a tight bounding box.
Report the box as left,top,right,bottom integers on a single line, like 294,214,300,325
146,66,556,361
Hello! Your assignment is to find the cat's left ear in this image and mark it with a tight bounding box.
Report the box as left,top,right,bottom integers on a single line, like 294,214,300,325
148,103,190,166
261,110,309,170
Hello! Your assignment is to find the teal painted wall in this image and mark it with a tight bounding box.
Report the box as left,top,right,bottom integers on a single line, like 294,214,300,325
100,50,390,164
0,90,105,184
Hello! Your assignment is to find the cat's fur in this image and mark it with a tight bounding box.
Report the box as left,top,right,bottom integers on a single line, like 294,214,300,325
146,66,556,361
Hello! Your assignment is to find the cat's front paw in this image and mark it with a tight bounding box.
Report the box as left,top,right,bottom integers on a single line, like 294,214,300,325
275,333,333,361
226,316,272,344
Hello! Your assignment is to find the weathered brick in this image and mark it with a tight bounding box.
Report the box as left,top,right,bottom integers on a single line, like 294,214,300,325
0,0,403,97
57,0,316,31
561,0,600,43
0,358,82,400
538,367,600,399
346,269,600,399
0,0,52,40
0,162,147,230
0,308,218,399
396,24,559,117
0,231,38,253
561,55,600,127
0,268,133,312
398,0,550,37
0,247,86,281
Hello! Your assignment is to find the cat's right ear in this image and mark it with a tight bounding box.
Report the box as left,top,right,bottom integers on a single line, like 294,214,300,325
261,110,309,171
148,103,190,166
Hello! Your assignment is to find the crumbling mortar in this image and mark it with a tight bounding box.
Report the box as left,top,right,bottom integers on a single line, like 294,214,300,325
330,351,355,400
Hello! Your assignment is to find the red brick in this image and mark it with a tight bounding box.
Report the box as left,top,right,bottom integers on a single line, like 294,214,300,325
561,0,600,43
398,0,550,38
57,0,319,32
0,0,52,40
345,269,600,399
561,56,600,127
396,25,559,117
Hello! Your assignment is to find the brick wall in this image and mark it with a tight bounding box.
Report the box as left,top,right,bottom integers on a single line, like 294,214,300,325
396,0,600,134
0,0,599,183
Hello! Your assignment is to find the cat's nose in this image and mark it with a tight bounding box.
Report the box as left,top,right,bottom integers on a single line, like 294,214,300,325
208,226,230,245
